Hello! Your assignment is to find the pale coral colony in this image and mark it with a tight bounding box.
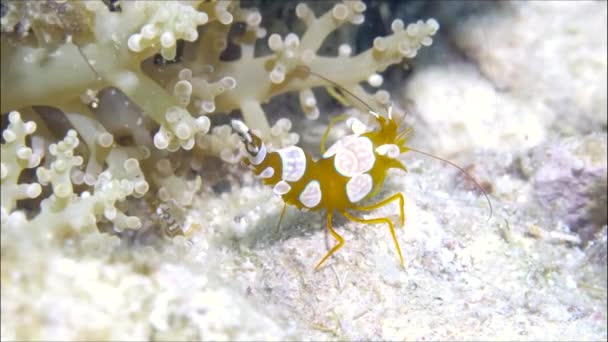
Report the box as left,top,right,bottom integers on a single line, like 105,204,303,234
0,1,438,238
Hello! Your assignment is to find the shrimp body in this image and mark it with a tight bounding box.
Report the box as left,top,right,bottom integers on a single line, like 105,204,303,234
232,107,410,270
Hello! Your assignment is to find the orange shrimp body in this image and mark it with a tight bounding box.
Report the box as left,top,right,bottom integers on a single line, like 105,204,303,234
232,106,410,270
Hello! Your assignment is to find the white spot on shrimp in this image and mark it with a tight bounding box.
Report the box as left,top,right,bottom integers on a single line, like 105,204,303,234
375,144,400,158
273,180,291,196
346,117,367,135
278,146,306,181
323,138,344,158
250,142,267,165
299,180,322,208
258,166,274,179
346,173,373,203
332,135,375,177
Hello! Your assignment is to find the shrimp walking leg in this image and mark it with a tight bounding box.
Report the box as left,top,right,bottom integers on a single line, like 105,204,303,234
342,210,405,268
314,211,344,271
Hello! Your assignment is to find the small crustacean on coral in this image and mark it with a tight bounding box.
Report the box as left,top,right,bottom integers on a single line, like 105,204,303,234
231,71,492,270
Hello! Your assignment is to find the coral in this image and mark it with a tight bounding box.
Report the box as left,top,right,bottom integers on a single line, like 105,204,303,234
2,0,438,225
1,0,438,232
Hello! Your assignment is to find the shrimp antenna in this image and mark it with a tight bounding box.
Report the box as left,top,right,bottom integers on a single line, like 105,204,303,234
406,146,493,221
297,66,376,114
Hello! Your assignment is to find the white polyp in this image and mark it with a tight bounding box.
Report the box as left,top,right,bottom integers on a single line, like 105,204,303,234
273,180,291,196
276,118,292,131
284,33,299,47
174,80,192,97
141,24,157,39
338,44,352,57
218,10,233,25
295,3,309,19
124,158,139,173
161,46,177,61
178,69,192,81
250,143,267,165
197,11,209,24
176,123,191,140
391,19,405,32
406,23,419,36
351,14,364,25
368,73,383,87
127,34,144,52
27,154,40,168
160,31,176,48
353,1,366,12
346,173,373,203
97,132,114,148
84,173,96,186
247,12,262,26
376,144,400,158
134,181,149,195
299,180,322,208
16,147,32,160
332,4,348,21
270,69,285,84
373,37,386,52
375,90,391,104
154,131,170,150
304,96,317,107
259,167,274,179
427,18,440,32
126,216,142,229
184,28,198,42
256,27,267,39
221,76,237,89
2,130,16,143
36,168,51,184
268,33,283,51
421,37,433,47
120,179,134,194
8,111,20,123
300,89,316,108
54,160,67,172
54,183,71,198
158,187,170,202
165,107,182,123
305,107,320,120
26,183,41,198
201,101,216,113
278,146,306,182
104,206,117,220
181,137,195,150
196,116,211,133
24,121,36,134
